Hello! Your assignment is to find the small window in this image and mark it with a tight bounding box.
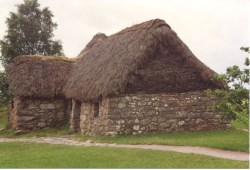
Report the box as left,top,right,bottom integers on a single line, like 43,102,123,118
93,102,99,118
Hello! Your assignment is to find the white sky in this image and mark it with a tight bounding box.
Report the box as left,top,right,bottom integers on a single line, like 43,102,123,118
0,0,249,73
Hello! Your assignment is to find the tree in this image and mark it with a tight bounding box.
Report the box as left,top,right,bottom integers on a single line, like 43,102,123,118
0,0,63,67
208,47,249,125
0,0,63,106
0,71,12,107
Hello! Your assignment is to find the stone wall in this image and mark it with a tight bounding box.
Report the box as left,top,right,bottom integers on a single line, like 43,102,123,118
8,97,70,131
70,100,81,132
79,91,230,136
79,99,111,135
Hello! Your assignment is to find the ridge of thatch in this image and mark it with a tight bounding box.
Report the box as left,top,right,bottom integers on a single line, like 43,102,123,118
76,33,108,59
64,19,224,102
7,55,73,98
12,55,76,64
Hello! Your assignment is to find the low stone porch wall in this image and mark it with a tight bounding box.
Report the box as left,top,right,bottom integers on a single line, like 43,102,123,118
8,97,71,131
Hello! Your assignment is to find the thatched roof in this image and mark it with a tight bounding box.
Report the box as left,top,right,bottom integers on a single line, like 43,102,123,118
7,55,73,98
76,33,107,59
63,19,224,102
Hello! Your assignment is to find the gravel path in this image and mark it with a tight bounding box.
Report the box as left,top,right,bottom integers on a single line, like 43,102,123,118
0,137,248,161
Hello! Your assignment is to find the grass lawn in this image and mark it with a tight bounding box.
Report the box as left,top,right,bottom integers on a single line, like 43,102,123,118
231,120,249,129
0,142,248,168
0,124,70,138
0,106,7,129
74,128,249,152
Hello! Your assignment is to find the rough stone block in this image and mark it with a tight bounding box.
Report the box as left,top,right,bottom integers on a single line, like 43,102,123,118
188,112,200,118
158,117,166,123
133,125,140,131
121,112,130,118
38,122,46,128
116,125,121,130
125,96,131,101
129,103,136,107
27,104,38,110
135,118,139,124
160,123,170,128
57,112,65,119
80,115,87,121
178,120,185,126
195,118,203,124
140,118,150,126
152,117,158,122
108,115,121,120
168,119,177,124
215,115,221,119
39,103,55,110
17,110,34,116
16,116,34,122
118,103,126,108
137,112,144,118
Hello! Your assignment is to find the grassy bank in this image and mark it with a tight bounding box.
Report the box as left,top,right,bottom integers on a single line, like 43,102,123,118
0,142,248,168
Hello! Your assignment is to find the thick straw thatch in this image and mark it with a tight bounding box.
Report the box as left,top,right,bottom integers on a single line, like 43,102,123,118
7,55,73,98
76,33,107,59
64,19,224,102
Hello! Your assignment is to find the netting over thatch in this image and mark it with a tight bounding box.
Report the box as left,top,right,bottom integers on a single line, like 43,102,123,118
7,55,73,98
76,33,108,59
62,19,223,102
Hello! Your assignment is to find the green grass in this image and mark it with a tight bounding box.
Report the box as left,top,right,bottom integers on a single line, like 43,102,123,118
0,142,248,168
232,120,249,129
0,124,70,138
73,129,249,152
0,106,7,129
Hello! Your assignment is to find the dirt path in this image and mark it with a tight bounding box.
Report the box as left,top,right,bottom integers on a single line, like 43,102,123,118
0,137,248,161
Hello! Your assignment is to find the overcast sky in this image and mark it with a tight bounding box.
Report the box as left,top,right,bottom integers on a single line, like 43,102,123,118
0,0,249,73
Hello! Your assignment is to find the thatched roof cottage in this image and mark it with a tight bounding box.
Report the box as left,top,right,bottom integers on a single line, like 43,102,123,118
7,19,229,134
7,55,73,130
63,19,229,135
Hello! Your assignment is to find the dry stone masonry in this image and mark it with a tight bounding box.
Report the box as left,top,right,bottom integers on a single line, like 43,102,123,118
69,100,80,132
8,97,70,130
78,91,230,136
